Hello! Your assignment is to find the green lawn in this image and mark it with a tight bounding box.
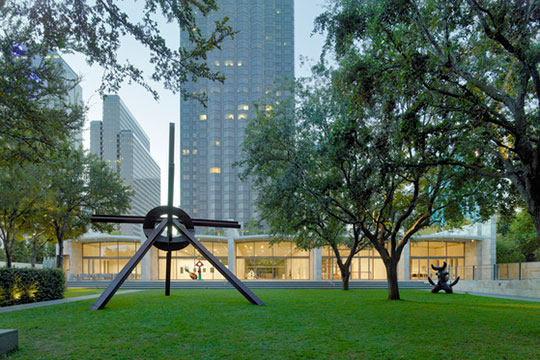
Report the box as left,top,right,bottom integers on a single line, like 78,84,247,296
2,289,538,359
63,288,104,298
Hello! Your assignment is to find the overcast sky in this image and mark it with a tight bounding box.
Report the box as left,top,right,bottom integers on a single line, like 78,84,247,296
63,0,329,205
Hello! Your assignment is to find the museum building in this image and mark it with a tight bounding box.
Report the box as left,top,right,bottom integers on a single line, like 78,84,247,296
62,217,496,282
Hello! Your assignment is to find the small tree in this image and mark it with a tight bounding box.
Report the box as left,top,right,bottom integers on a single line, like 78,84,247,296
42,149,132,269
0,163,45,267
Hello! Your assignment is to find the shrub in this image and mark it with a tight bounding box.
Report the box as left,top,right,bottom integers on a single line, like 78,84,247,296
0,267,65,307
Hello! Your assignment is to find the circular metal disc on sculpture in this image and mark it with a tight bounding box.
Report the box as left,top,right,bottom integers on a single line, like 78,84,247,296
143,206,194,251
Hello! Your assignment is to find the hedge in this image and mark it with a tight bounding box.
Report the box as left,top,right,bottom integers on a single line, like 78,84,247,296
0,267,65,307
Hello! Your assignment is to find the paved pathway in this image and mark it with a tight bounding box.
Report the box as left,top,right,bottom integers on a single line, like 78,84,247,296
0,290,141,313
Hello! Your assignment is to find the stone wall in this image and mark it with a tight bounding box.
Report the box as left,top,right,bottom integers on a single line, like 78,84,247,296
454,279,540,299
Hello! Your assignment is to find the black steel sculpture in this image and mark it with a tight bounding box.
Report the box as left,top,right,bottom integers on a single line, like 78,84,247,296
427,262,460,294
89,123,264,310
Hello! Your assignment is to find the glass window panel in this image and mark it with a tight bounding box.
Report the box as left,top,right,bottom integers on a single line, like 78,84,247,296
102,259,119,274
118,242,136,257
321,246,334,257
236,242,254,257
321,258,333,280
236,258,247,279
83,243,100,257
101,243,118,257
271,242,292,256
350,258,360,280
254,242,272,256
290,258,310,280
273,258,287,279
358,247,372,257
255,258,273,279
447,242,465,257
175,245,195,257
212,242,228,257
410,241,429,257
360,258,371,279
291,246,310,257
158,258,167,279
429,242,446,257
373,259,386,280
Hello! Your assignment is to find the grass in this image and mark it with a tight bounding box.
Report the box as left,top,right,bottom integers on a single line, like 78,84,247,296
1,289,539,359
63,288,104,298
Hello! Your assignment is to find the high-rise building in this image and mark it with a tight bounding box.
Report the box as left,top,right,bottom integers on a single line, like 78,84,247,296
54,55,84,144
90,95,161,236
29,52,84,144
180,0,294,225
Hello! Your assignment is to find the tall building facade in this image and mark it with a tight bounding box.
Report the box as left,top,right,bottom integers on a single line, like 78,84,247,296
55,55,84,144
90,95,161,236
179,0,294,226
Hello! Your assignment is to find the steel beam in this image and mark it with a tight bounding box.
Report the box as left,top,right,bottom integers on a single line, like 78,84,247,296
91,215,241,229
172,218,264,306
90,221,167,311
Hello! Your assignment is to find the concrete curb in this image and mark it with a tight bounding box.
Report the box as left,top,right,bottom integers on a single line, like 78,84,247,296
0,290,141,313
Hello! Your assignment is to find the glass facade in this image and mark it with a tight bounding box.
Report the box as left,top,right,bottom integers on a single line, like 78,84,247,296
321,246,387,280
81,242,141,279
90,95,161,237
236,241,310,280
180,0,295,226
157,241,228,280
409,241,465,279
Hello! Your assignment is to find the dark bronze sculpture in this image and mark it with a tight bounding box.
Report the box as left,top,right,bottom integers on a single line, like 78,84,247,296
89,123,264,310
427,262,459,293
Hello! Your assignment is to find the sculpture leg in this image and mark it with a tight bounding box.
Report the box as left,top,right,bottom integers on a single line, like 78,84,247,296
442,284,453,293
165,249,172,296
172,219,264,306
90,221,167,310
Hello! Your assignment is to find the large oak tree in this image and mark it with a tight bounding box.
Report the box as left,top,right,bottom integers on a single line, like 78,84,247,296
315,0,540,241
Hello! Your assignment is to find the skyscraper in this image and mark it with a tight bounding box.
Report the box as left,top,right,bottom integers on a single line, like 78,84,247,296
180,0,294,226
90,95,161,236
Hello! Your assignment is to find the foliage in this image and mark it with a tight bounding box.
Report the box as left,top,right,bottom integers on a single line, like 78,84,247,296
1,290,539,359
9,239,55,266
3,0,235,102
0,163,47,267
41,148,132,268
314,0,540,240
243,218,265,235
497,210,539,262
240,89,369,290
0,27,84,163
241,66,498,297
0,267,64,306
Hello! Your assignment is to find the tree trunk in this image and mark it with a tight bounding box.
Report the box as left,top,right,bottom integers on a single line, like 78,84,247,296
512,168,540,242
341,269,350,290
56,237,64,269
385,260,400,300
5,247,12,268
31,236,38,268
55,225,66,269
530,205,540,245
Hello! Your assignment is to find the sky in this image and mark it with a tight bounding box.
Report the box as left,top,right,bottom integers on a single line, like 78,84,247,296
63,0,329,206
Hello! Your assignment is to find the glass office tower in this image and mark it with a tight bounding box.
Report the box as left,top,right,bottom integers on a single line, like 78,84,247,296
180,0,294,226
90,95,161,236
